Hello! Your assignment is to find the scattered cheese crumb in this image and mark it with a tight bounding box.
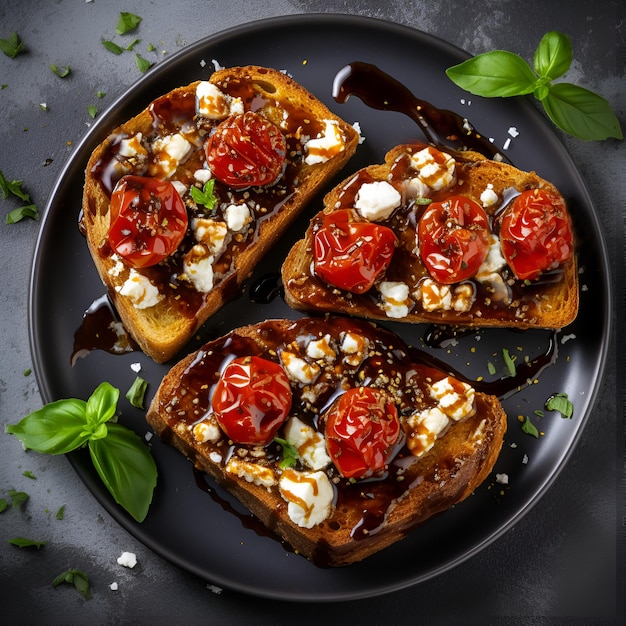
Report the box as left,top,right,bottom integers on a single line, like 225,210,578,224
130,362,141,373
495,473,509,485
503,138,511,150
522,454,529,464
508,126,520,137
117,551,137,568
207,584,223,594
109,582,118,591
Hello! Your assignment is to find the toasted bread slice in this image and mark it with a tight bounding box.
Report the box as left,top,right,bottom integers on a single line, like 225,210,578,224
146,317,507,566
81,66,360,362
282,143,578,329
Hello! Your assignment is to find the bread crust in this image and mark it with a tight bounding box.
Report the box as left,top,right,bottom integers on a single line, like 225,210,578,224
81,66,360,362
146,317,507,566
282,143,578,330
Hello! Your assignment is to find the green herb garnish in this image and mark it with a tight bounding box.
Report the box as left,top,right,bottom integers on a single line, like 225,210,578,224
22,470,36,480
446,31,622,141
521,416,539,438
50,64,71,78
6,204,38,224
116,12,142,35
545,392,574,419
126,376,148,409
87,105,98,119
190,179,218,212
0,32,23,59
56,505,65,520
53,569,91,599
8,489,29,508
502,348,516,377
134,53,152,73
101,39,124,55
0,499,8,513
125,38,141,51
487,361,496,376
8,537,46,549
274,437,298,469
0,170,30,201
6,382,157,522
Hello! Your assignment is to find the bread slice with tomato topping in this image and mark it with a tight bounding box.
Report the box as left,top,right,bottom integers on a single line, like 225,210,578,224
282,143,578,330
146,316,507,566
81,66,360,362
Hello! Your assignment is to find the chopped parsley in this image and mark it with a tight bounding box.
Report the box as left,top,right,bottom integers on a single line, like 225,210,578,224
274,437,298,469
502,348,516,377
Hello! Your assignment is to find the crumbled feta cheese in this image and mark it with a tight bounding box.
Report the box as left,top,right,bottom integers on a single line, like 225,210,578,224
108,254,125,278
130,362,141,373
194,168,213,184
117,551,137,568
452,283,475,312
283,416,331,470
496,473,509,485
475,235,511,303
280,351,321,385
508,126,519,138
354,180,401,221
418,278,453,312
118,133,146,158
305,334,336,362
304,119,345,165
279,469,334,528
195,81,230,119
405,407,449,457
192,418,221,444
116,269,162,309
109,582,118,591
224,203,252,232
410,146,456,191
379,280,411,318
503,137,511,150
192,218,228,257
339,331,369,367
149,133,192,178
522,454,529,464
429,376,475,421
171,180,187,197
480,183,499,207
225,458,276,488
183,244,215,293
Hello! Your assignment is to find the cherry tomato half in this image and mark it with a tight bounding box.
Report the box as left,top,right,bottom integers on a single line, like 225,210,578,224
418,195,491,284
108,175,188,268
206,111,286,189
500,189,574,280
324,387,401,479
313,209,398,294
212,356,292,446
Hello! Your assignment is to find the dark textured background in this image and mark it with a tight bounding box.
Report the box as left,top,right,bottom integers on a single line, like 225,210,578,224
0,0,623,622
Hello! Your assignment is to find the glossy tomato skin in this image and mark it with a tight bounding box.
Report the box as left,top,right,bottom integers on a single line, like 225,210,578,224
418,195,491,284
324,387,401,479
500,189,574,280
206,111,286,189
313,209,398,294
108,175,188,268
211,356,292,446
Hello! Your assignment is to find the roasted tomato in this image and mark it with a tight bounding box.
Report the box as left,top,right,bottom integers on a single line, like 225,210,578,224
212,356,292,446
313,209,398,294
206,111,286,188
108,175,188,268
500,189,574,280
418,195,491,284
324,387,401,479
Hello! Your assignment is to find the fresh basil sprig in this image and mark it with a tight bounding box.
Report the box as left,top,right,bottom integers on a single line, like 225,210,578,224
446,31,622,141
5,382,157,523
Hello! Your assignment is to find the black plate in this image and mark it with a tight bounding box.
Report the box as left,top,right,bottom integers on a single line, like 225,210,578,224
29,15,610,601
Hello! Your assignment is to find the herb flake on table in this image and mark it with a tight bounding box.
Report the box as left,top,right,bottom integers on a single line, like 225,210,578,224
0,32,23,59
50,64,71,78
545,392,574,418
8,537,46,549
53,569,91,599
446,31,623,141
116,12,142,35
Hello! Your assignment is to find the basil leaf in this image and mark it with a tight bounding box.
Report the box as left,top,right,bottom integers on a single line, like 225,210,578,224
545,392,574,418
190,179,218,211
521,416,539,438
0,499,8,513
126,376,148,409
6,204,39,224
6,399,90,454
88,423,157,522
8,537,46,549
102,39,124,55
8,489,29,507
0,171,30,201
0,32,23,59
542,82,623,140
533,31,572,80
53,569,91,599
446,50,538,97
116,12,142,35
85,381,119,427
134,53,152,73
87,105,98,119
50,64,71,78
